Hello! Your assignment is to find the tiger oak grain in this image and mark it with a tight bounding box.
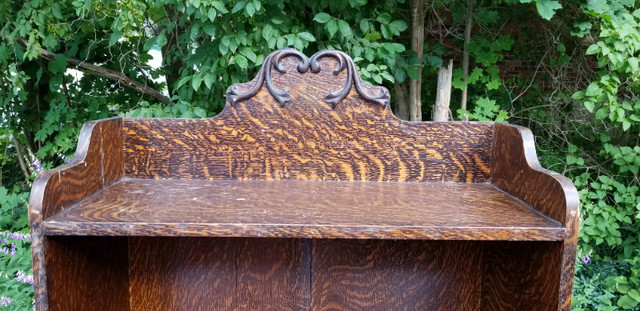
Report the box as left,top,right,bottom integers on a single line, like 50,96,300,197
29,49,578,311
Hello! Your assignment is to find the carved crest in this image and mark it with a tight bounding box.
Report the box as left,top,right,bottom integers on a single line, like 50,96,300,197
225,49,390,108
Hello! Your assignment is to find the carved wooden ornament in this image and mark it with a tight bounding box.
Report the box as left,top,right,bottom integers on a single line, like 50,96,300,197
226,49,390,108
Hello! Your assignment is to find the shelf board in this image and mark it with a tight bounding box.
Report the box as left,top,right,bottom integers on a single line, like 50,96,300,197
43,179,564,241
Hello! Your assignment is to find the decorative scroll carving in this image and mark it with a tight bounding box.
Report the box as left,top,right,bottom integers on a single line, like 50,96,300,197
225,49,390,108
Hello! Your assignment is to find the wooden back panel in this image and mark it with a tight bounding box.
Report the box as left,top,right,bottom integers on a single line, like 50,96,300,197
124,50,493,182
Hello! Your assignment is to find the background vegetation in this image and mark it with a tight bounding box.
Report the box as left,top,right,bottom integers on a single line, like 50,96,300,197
1,0,639,309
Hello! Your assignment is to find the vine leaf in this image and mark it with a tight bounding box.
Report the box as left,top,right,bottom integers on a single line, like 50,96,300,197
534,0,562,20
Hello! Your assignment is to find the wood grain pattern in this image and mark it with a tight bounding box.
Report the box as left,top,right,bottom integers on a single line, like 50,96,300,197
235,238,311,310
129,237,310,310
491,123,579,310
123,55,493,183
28,118,123,311
480,241,562,311
28,49,580,311
45,236,130,311
43,179,564,241
311,239,482,310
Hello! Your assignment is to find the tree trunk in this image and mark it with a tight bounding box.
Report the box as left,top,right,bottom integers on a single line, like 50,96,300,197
461,0,474,111
394,81,410,120
409,0,427,121
12,136,31,179
434,60,453,121
161,10,185,98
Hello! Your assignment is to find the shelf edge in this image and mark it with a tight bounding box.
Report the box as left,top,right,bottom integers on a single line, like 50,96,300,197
43,222,566,241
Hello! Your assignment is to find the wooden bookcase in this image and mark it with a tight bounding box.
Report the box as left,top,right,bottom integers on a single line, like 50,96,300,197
29,49,579,310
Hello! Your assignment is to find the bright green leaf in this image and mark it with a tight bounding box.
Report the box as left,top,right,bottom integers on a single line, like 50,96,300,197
326,19,338,36
192,75,203,91
619,295,640,308
313,12,331,24
486,79,501,90
628,289,640,302
203,23,216,36
143,36,157,51
232,1,245,13
381,24,392,39
193,107,207,118
365,48,375,62
204,73,214,89
297,32,315,42
584,101,595,112
293,37,304,50
241,48,257,62
235,55,248,69
208,8,217,22
390,20,408,34
360,19,370,32
586,44,599,55
338,20,352,38
156,33,168,48
245,2,255,16
109,31,122,46
585,83,601,97
628,58,638,72
213,1,228,13
51,3,63,19
176,76,191,89
534,0,562,20
262,24,274,40
571,91,585,99
376,13,391,23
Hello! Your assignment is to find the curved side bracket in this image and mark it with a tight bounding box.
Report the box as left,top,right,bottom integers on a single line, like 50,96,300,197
225,49,390,108
490,123,579,310
28,117,124,311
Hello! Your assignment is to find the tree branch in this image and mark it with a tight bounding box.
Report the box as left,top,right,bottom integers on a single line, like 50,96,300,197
460,0,474,111
11,135,32,180
38,47,174,106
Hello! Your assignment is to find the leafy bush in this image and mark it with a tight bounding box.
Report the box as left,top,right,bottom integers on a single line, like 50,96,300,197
0,231,33,310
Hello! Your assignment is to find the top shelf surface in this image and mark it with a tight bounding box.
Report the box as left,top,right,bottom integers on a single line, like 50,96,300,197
44,178,564,241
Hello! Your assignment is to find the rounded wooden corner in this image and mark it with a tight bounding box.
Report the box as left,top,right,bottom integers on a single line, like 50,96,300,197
28,117,124,221
29,120,101,221
492,123,579,226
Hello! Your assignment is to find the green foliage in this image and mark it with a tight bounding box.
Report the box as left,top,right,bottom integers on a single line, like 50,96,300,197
452,35,514,93
517,0,562,19
566,3,640,307
573,257,639,310
0,187,29,232
457,97,509,121
0,231,33,310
